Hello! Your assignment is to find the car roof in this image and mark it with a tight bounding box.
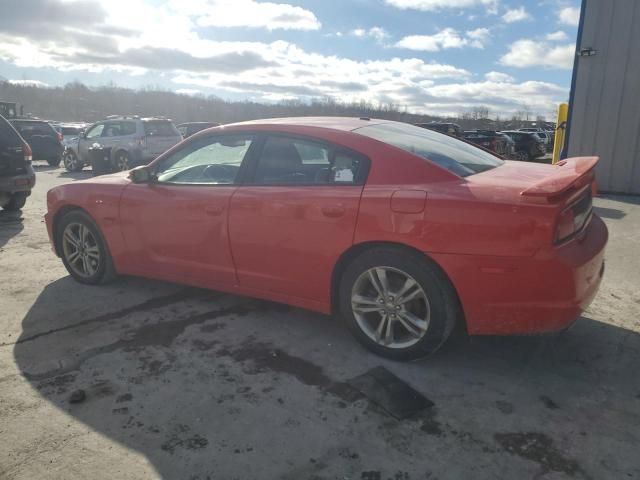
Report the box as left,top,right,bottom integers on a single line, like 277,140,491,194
226,116,389,132
10,119,48,124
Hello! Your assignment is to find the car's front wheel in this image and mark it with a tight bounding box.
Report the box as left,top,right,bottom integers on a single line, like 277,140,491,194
63,150,83,172
339,247,460,361
56,210,116,285
514,150,529,161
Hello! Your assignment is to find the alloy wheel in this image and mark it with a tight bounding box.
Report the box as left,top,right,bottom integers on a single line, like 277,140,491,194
351,266,431,349
115,153,130,171
61,222,101,278
63,151,78,170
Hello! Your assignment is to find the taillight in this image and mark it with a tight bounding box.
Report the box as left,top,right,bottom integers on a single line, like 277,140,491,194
554,190,593,244
135,137,146,147
23,142,32,162
555,207,575,243
57,132,64,143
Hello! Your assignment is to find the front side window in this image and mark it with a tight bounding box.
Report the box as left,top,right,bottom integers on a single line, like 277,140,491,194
355,122,503,177
253,136,364,185
86,124,104,139
120,121,137,136
154,135,254,185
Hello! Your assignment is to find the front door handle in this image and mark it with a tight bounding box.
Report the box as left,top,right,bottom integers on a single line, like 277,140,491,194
321,205,345,218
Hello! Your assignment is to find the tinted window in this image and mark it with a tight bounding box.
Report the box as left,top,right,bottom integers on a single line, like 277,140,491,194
155,135,253,184
144,121,179,137
355,123,503,177
253,136,365,185
0,116,22,146
120,121,137,135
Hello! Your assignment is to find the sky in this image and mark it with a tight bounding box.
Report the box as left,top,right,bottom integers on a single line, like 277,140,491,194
0,0,582,118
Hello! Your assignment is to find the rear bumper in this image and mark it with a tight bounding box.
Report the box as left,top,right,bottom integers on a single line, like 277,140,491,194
0,165,36,193
431,215,608,335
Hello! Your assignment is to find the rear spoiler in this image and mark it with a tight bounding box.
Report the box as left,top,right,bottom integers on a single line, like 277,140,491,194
520,156,598,197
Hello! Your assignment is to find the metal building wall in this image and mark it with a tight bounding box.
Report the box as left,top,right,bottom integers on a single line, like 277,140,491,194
567,0,640,194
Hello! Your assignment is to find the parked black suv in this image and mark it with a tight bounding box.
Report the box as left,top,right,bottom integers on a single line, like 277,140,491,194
9,119,64,166
500,131,547,161
0,114,35,211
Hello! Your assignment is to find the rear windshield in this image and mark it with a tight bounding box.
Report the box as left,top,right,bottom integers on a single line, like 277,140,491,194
0,117,23,145
143,121,179,137
11,121,56,136
355,122,503,177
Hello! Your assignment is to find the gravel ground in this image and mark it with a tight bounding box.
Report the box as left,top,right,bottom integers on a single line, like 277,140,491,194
0,162,639,480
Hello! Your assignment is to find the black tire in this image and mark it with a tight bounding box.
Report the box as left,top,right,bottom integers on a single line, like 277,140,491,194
514,150,529,161
338,246,460,361
56,210,117,285
63,150,83,172
3,193,28,211
112,150,130,171
47,157,61,167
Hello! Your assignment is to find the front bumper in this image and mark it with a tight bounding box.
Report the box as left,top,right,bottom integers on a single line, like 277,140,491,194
0,164,36,193
431,215,608,335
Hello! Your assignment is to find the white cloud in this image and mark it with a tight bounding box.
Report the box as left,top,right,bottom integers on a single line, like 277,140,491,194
484,71,514,82
500,39,575,69
350,27,390,43
396,27,490,51
502,6,531,23
384,0,499,13
559,6,580,26
546,30,569,41
8,79,50,87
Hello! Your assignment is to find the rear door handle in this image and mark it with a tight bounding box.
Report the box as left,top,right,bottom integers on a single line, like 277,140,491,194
321,205,345,218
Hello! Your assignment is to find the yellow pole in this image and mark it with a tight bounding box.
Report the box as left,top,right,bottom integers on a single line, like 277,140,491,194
552,103,568,165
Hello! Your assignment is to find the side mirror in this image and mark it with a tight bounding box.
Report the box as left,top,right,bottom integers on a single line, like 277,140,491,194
128,166,154,184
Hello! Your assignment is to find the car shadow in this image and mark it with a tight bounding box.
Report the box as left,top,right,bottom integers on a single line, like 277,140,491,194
57,170,93,181
12,277,640,478
0,209,25,248
594,206,626,220
31,163,60,171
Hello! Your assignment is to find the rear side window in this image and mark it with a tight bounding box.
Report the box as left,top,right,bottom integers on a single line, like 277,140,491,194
252,136,366,185
356,123,503,177
144,121,179,137
120,121,137,135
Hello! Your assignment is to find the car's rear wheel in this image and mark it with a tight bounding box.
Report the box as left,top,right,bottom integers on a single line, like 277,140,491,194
63,150,83,172
113,151,130,171
3,193,28,211
57,210,116,285
339,247,459,361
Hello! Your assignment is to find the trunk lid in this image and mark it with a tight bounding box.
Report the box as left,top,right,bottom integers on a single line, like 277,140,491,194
469,157,598,201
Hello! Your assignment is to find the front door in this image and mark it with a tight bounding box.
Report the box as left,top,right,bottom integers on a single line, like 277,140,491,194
119,133,257,288
77,122,104,162
228,134,369,308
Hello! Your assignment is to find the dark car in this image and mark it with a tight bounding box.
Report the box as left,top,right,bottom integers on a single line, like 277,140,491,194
0,114,35,211
10,119,64,166
415,122,463,138
462,130,514,157
177,122,221,138
500,131,547,161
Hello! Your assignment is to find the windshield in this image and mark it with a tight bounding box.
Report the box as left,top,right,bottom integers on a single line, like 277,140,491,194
355,122,503,177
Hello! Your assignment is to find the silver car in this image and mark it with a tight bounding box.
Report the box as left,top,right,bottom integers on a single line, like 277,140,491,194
63,116,182,172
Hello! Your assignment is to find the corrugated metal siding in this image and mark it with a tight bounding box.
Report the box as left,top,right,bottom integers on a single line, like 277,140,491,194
567,0,640,194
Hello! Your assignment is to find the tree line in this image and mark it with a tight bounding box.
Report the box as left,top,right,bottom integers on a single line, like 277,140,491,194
0,81,545,130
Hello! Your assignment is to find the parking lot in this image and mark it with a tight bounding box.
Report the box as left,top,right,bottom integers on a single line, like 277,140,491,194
1,162,639,480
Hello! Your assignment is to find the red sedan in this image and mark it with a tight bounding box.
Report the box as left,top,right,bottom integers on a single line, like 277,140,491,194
45,117,607,360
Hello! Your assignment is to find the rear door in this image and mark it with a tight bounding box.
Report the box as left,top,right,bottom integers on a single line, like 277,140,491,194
143,120,182,157
228,134,369,307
